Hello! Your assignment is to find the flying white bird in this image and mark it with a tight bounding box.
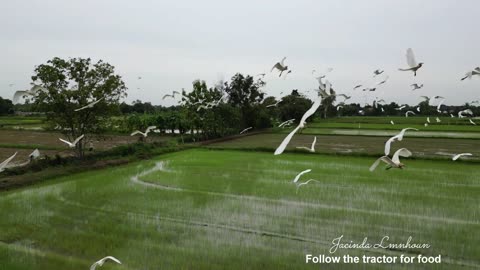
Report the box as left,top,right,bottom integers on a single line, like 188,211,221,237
460,67,480,80
162,91,181,100
424,123,429,127
59,135,85,148
278,119,295,128
436,99,446,112
373,69,384,76
274,81,327,155
436,117,441,123
296,136,317,152
384,128,418,156
0,152,17,172
411,83,423,90
266,100,282,108
292,169,312,183
90,256,122,270
469,119,477,125
420,96,432,104
240,127,253,134
399,48,423,76
390,120,395,125
13,84,46,104
427,117,430,123
416,107,421,112
370,148,412,171
376,75,389,86
29,149,40,160
337,105,343,111
405,111,416,117
74,98,104,112
458,109,473,118
452,153,473,161
395,105,406,111
271,57,289,77
130,126,156,137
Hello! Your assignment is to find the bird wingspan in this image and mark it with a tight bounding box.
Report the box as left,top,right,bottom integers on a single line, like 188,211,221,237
369,157,384,172
59,138,72,146
406,48,417,68
392,148,412,164
130,130,142,136
452,153,472,161
0,152,17,170
384,136,396,156
274,125,300,155
293,169,312,183
74,105,88,112
311,136,317,151
30,149,40,159
72,134,85,145
13,91,29,104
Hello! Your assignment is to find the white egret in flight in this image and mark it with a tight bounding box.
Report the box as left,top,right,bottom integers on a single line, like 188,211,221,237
399,48,423,76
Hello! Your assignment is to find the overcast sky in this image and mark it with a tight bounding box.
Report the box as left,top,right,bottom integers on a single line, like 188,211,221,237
1,0,479,106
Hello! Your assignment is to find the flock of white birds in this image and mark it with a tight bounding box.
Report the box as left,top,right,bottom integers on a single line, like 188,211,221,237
0,47,478,269
3,48,479,182
266,48,477,191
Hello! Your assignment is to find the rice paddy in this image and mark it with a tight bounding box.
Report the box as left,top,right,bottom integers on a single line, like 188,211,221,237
0,149,479,269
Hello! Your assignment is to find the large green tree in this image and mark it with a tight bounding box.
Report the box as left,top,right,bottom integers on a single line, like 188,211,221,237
224,73,266,128
32,57,127,156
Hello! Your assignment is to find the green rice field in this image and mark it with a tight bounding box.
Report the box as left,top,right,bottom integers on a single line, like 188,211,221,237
0,149,479,269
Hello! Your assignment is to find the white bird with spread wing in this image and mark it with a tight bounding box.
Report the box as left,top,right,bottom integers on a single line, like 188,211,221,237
131,126,156,137
370,148,412,171
74,98,104,112
291,169,317,193
296,136,317,152
271,57,289,77
240,127,253,134
399,48,423,76
461,67,480,80
452,153,473,161
411,83,423,90
90,256,122,270
458,109,473,118
0,152,17,172
13,83,46,104
274,81,327,155
384,128,418,156
278,119,295,128
405,111,416,117
162,90,181,100
59,135,85,148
